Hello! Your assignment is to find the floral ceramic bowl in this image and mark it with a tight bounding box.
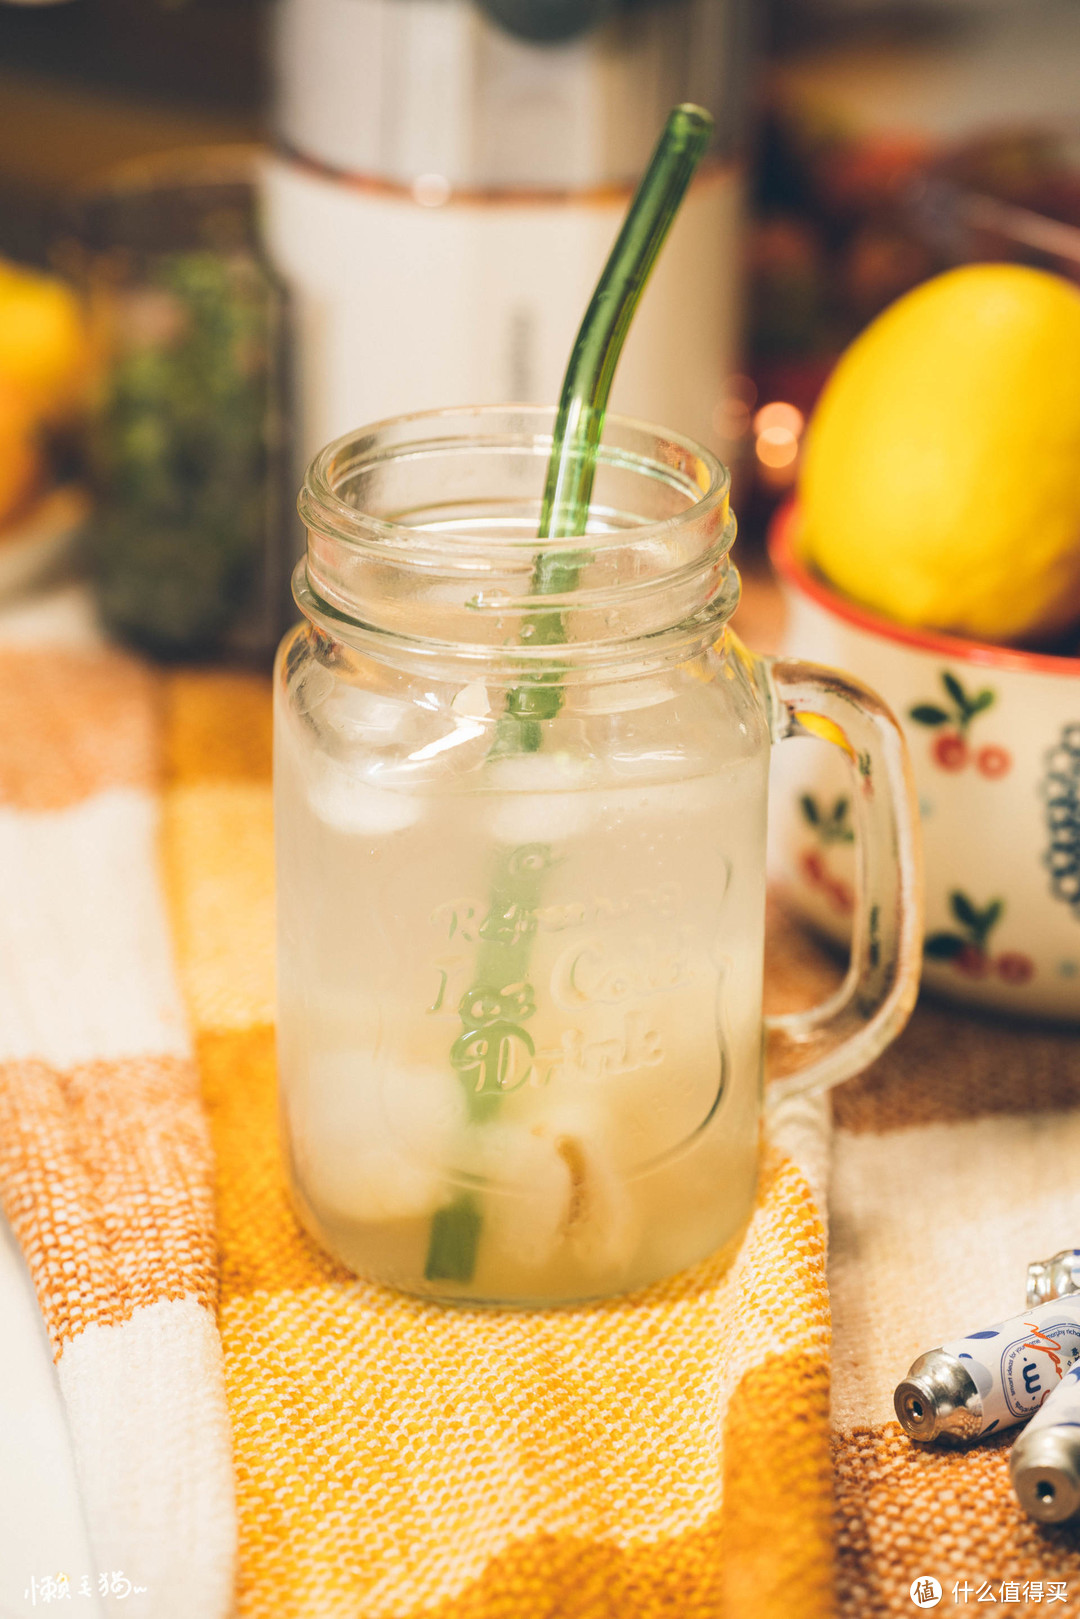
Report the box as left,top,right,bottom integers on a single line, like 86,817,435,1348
768,502,1080,1022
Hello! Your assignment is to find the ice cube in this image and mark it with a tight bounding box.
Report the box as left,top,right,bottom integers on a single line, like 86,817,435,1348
307,753,425,835
452,681,492,720
485,753,732,846
323,684,415,745
288,1052,463,1223
486,753,600,844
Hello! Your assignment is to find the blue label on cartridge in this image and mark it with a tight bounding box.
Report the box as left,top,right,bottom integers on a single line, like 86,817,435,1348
1001,1321,1080,1419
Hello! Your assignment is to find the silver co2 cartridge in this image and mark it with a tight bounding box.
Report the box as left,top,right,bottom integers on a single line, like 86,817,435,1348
1010,1361,1080,1523
1027,1249,1080,1308
894,1298,1080,1445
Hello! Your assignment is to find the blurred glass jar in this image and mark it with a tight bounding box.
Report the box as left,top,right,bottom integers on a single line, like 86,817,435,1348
60,147,292,660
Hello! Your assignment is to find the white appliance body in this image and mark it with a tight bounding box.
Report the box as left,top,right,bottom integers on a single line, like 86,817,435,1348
262,151,742,468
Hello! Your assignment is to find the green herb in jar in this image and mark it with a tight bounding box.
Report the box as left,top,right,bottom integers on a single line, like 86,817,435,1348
90,250,272,658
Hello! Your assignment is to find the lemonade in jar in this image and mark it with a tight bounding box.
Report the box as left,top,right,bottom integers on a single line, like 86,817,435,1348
274,406,921,1304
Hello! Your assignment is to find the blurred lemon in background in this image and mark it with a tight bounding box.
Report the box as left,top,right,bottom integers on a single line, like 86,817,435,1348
800,263,1080,645
0,381,41,527
0,259,88,423
0,258,88,530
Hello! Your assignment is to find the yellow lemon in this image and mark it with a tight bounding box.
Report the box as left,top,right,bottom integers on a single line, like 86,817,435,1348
0,259,88,421
0,380,41,530
799,263,1080,644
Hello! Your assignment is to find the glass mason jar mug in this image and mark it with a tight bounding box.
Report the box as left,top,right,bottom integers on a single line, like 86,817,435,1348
276,406,922,1306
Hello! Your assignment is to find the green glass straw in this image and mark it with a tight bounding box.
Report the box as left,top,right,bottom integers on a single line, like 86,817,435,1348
499,101,716,752
425,103,715,1285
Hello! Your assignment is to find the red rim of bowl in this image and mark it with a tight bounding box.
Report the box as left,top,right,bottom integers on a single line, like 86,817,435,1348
767,500,1080,679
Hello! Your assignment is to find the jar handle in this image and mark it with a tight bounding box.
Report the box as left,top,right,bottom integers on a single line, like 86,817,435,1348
759,653,924,1104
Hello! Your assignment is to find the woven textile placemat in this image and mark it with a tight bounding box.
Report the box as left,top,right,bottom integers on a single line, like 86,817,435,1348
7,622,1080,1615
0,643,235,1618
0,626,836,1619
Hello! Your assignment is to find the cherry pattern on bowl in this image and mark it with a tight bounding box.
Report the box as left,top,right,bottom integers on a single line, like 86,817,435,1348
1044,723,1080,919
924,889,1035,985
909,671,1012,779
798,793,855,914
768,498,1080,1020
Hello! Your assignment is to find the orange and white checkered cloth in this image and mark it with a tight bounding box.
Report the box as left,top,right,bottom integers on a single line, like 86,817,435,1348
0,638,835,1618
0,642,234,1618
